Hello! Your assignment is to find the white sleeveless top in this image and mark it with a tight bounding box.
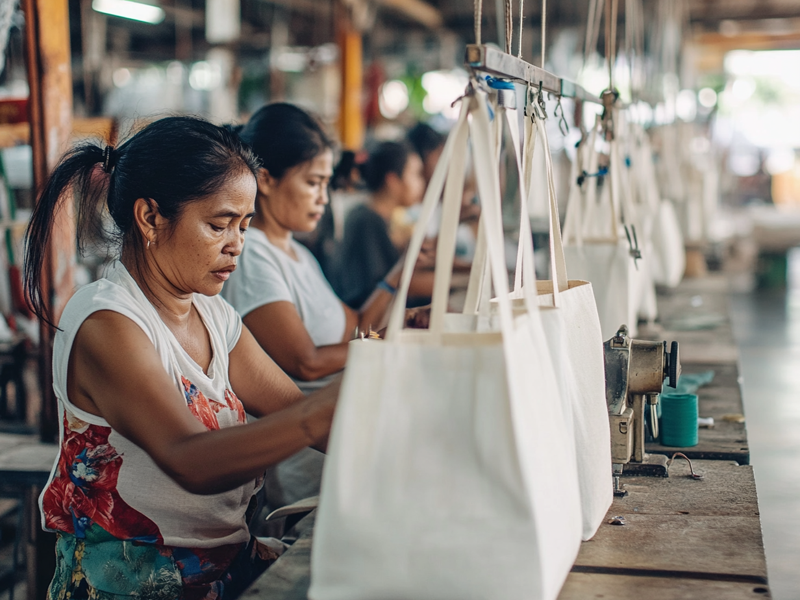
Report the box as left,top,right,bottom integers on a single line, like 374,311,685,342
39,262,258,548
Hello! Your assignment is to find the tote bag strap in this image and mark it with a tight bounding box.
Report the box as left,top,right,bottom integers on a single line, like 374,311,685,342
504,104,539,316
562,134,588,247
462,218,490,316
581,117,619,243
428,102,473,335
386,98,470,340
387,90,520,340
507,99,568,307
462,101,505,317
467,102,539,318
466,92,518,337
611,109,639,234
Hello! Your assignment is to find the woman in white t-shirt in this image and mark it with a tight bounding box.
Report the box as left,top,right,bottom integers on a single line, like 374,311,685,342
25,117,339,599
222,104,430,511
224,104,430,390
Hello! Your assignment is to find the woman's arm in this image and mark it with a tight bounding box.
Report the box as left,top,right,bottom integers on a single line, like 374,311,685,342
353,237,436,331
69,310,338,495
244,302,350,381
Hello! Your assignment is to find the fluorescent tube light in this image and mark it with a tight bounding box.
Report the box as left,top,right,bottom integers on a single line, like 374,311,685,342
92,0,165,24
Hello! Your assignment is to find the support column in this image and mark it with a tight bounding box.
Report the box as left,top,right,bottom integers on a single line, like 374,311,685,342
337,19,363,150
21,0,73,597
23,0,75,445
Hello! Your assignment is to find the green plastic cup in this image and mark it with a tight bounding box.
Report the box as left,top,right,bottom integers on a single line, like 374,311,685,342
660,393,699,447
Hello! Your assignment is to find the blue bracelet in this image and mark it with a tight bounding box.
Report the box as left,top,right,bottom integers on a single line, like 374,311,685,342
377,280,397,295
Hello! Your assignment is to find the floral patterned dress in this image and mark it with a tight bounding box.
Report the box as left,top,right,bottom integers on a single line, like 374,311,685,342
40,263,277,599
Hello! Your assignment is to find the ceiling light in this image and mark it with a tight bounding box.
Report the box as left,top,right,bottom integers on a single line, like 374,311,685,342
92,0,165,24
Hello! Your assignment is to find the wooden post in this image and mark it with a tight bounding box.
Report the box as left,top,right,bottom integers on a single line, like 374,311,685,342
337,24,364,150
22,0,75,445
21,0,73,596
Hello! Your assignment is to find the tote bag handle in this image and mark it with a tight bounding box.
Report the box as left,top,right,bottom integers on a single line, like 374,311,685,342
385,98,469,340
562,132,589,247
580,117,619,243
386,91,521,341
481,96,567,310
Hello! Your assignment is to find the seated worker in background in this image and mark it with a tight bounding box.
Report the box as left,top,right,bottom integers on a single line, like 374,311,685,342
331,141,435,309
407,122,445,184
406,122,480,267
26,117,339,599
222,104,429,513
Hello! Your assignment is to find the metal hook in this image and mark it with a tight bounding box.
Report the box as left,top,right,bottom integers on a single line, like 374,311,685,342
554,96,570,136
528,81,547,119
451,76,485,108
624,224,641,268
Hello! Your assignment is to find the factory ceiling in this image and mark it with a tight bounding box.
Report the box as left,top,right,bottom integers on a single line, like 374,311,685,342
64,0,800,65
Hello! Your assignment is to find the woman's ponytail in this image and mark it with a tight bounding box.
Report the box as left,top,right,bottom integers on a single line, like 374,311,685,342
24,143,111,327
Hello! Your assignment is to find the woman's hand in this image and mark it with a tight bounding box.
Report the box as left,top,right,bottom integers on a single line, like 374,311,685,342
404,305,431,329
415,238,437,271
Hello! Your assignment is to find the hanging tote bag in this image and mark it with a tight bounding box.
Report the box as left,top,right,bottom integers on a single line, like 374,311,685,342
629,124,685,288
471,99,612,542
309,90,582,600
521,105,612,541
611,114,658,324
561,116,640,339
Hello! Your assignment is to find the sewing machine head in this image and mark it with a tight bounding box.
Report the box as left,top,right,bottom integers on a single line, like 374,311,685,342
604,325,680,494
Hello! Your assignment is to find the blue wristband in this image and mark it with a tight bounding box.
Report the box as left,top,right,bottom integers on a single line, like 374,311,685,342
377,280,397,295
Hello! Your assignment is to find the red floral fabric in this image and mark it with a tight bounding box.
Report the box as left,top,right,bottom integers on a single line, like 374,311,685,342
224,389,247,424
43,378,248,543
182,376,222,430
41,412,162,542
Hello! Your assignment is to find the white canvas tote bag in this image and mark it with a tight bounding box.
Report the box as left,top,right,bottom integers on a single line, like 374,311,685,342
611,121,657,324
561,117,640,339
310,91,582,600
469,101,612,541
630,123,685,288
521,107,611,541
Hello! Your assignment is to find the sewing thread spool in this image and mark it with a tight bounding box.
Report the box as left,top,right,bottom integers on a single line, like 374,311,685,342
660,393,699,447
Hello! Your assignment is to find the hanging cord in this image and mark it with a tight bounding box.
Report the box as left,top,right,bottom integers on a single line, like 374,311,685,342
605,0,618,90
625,0,633,97
505,0,513,54
540,0,547,68
585,0,604,66
517,0,524,58
583,0,597,64
474,0,483,45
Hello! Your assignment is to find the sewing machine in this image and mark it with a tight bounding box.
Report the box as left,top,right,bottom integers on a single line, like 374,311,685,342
604,325,680,496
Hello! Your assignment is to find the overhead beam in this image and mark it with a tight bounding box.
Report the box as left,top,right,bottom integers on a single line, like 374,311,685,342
465,43,602,104
376,0,443,29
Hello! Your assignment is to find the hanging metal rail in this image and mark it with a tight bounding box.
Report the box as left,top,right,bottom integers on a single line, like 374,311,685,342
465,43,602,105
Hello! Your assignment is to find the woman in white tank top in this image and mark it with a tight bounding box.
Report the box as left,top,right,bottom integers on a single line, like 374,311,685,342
25,117,339,599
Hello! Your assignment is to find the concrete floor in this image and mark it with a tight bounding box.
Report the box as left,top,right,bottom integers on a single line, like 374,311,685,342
730,251,800,600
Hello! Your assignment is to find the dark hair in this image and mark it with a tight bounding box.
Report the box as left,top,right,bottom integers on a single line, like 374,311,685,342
239,103,334,179
361,141,414,193
25,116,260,327
407,122,444,162
331,150,357,191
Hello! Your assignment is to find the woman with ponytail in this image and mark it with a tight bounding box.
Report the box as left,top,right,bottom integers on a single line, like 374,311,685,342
27,116,339,599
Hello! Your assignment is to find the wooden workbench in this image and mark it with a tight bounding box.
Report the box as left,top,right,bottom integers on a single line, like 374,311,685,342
242,273,771,599
642,276,750,465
